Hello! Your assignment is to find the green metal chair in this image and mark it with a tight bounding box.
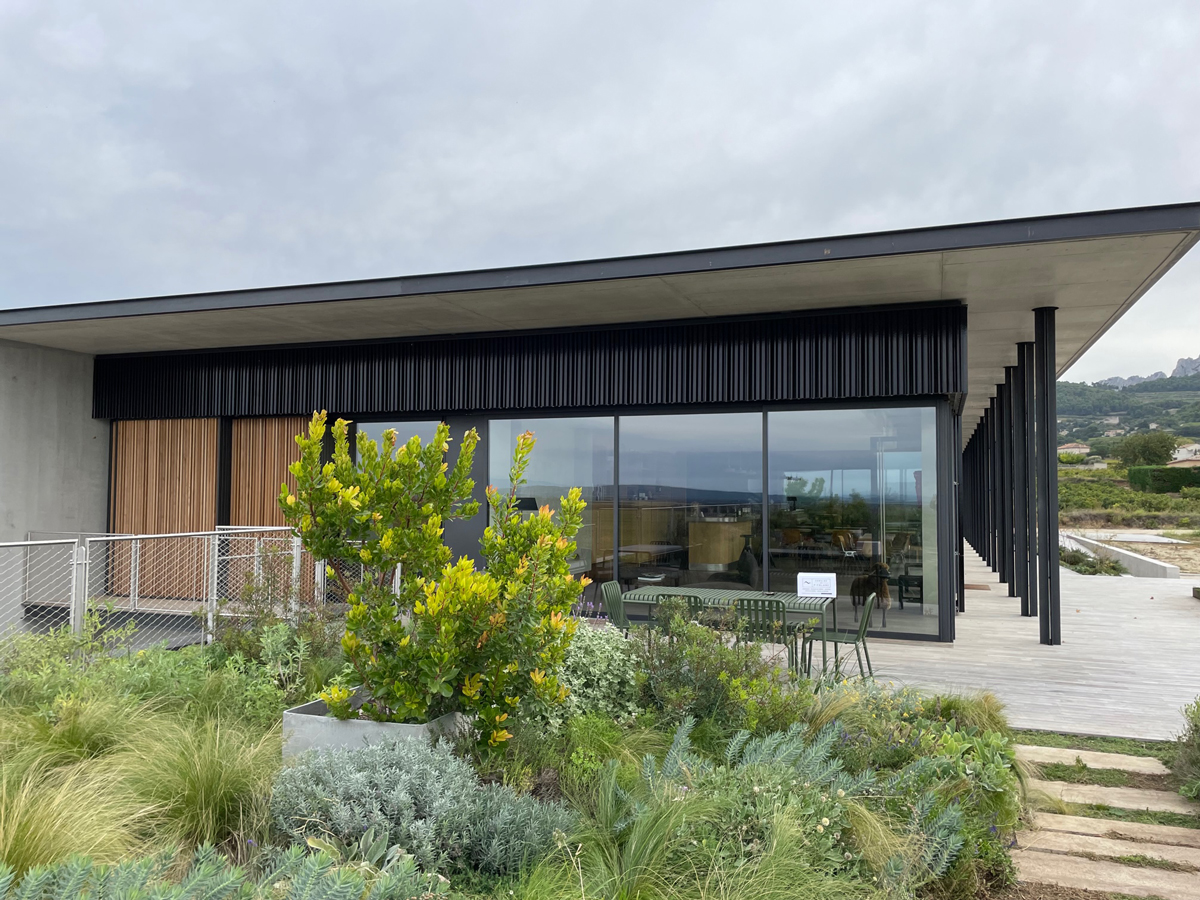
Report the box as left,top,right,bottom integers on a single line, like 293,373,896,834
826,592,875,677
735,597,801,673
600,581,630,633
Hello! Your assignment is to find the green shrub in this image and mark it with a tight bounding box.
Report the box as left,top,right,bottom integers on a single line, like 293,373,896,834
117,717,281,860
0,845,448,900
1181,486,1200,500
1177,699,1200,801
270,738,572,876
927,692,1010,735
633,602,813,739
0,621,286,731
1128,465,1200,493
1116,432,1178,467
283,414,587,751
1057,452,1087,465
560,623,638,724
1059,547,1127,576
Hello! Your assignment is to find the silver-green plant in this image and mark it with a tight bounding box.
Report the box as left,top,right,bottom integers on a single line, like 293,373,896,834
271,737,573,876
0,844,446,900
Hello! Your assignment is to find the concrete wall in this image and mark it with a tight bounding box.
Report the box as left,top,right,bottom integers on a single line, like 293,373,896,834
1061,533,1180,579
0,340,108,541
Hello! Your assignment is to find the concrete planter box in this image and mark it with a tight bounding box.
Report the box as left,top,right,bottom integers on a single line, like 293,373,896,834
283,697,469,757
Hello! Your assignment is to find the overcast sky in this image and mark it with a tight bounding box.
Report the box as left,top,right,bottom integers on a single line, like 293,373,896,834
1,1,1197,382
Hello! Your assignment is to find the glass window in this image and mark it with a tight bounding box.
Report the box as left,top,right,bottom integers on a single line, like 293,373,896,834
767,407,938,636
618,413,763,591
356,421,443,457
489,417,615,597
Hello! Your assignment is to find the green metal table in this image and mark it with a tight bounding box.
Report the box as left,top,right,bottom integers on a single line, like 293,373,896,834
622,585,839,674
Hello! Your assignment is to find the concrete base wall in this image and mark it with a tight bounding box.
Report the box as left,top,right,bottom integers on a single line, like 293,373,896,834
1062,533,1181,579
0,340,108,541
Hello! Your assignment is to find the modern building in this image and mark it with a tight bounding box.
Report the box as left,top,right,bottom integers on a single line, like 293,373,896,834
2,203,1199,644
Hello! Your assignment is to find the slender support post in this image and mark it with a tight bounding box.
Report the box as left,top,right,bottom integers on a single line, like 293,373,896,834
1012,359,1030,614
1035,308,1061,645
1021,342,1038,615
996,381,1010,589
1003,367,1018,597
290,535,303,620
129,538,140,611
207,534,219,644
69,540,88,635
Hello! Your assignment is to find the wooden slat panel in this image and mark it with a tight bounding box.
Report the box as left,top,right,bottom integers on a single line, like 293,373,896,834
229,417,306,528
106,419,218,600
109,419,219,535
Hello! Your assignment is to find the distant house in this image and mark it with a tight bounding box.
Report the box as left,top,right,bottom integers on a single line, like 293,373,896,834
1102,415,1122,425
1104,429,1125,437
1167,457,1200,468
1058,442,1092,454
1173,442,1200,462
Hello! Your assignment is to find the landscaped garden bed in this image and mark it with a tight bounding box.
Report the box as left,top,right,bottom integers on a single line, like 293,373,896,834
0,416,1041,898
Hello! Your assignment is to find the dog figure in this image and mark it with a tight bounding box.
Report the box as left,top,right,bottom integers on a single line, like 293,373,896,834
850,562,892,627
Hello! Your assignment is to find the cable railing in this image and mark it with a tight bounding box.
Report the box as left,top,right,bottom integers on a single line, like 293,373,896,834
0,528,348,654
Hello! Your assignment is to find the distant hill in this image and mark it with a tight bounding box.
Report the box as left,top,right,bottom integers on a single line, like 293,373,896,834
1124,372,1200,393
1097,372,1166,388
1092,353,1199,389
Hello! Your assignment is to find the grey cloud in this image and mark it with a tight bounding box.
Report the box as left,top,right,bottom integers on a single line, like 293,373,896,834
0,0,1197,379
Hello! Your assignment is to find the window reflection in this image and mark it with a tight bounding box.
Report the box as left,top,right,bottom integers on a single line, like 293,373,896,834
489,418,615,603
767,407,938,635
618,413,763,590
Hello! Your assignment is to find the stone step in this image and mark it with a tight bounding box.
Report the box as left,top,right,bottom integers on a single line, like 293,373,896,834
1029,778,1200,815
1019,828,1200,868
1034,812,1200,848
1013,848,1200,900
1016,743,1172,775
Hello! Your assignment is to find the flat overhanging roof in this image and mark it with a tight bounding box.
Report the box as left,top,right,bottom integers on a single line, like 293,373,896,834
2,202,1198,436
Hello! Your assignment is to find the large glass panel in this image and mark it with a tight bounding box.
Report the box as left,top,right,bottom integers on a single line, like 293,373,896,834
618,413,762,590
767,407,938,636
357,420,443,455
488,417,615,598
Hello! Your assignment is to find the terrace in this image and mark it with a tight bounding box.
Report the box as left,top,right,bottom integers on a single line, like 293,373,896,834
871,547,1200,740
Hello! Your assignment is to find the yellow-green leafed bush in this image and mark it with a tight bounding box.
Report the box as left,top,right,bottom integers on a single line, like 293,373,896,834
116,717,281,860
0,763,147,876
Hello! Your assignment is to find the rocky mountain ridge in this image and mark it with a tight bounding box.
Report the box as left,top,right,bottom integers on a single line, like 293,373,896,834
1096,354,1199,388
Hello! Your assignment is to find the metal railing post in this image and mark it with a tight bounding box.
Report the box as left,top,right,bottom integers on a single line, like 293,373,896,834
70,540,88,634
207,534,219,644
129,538,140,611
315,558,327,604
290,535,302,620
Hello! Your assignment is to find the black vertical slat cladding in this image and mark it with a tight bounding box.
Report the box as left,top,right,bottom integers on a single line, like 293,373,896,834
93,304,966,420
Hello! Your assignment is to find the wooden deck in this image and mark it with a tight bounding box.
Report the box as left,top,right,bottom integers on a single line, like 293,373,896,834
867,547,1200,740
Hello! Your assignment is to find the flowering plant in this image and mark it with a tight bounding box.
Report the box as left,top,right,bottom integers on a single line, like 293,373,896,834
281,412,586,750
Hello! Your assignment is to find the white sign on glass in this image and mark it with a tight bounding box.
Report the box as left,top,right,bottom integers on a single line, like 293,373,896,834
796,572,837,598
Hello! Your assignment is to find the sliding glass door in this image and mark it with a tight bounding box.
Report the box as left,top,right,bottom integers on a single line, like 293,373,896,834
486,404,941,637
766,407,938,635
617,413,762,590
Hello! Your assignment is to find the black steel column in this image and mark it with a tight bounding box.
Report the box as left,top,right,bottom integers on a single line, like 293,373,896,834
1003,367,1018,597
955,411,965,612
1034,308,1061,645
1012,357,1030,614
998,377,1013,591
988,398,999,571
1022,341,1038,616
